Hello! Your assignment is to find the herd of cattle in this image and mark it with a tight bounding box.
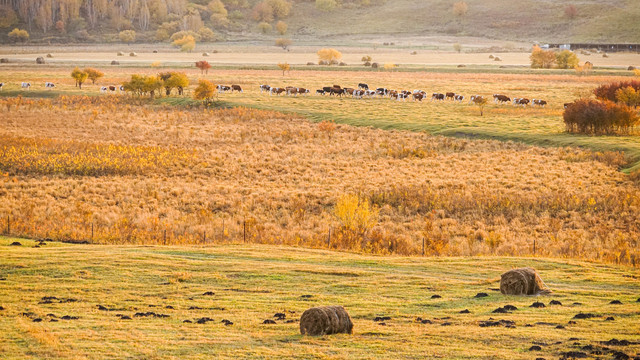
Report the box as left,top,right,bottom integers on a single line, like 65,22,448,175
257,83,549,107
1,80,549,108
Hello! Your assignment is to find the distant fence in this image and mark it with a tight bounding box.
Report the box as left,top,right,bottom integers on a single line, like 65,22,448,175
543,43,640,52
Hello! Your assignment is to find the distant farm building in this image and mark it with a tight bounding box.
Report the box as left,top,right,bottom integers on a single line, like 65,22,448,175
540,43,640,52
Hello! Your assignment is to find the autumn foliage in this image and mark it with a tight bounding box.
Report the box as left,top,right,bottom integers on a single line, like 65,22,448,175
563,99,639,135
195,60,212,74
593,80,640,102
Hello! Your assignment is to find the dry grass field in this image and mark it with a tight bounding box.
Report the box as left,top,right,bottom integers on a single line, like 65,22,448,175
0,238,639,359
0,93,638,265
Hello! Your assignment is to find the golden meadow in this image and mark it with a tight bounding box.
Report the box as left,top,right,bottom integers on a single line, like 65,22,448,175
0,95,638,265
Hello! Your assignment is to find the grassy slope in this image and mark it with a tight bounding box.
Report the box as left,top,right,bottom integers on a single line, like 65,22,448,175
285,0,640,43
0,237,639,359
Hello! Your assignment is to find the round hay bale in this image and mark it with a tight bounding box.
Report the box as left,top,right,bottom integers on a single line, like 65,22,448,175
410,51,417,55
489,54,495,59
202,52,209,56
129,52,137,57
306,62,315,66
36,57,45,64
500,267,550,296
0,58,9,63
494,56,502,61
111,60,120,65
628,66,636,70
212,49,219,53
457,64,466,67
364,61,371,67
117,51,125,56
46,53,53,58
153,50,158,53
339,62,346,66
300,306,353,336
371,62,379,68
603,53,609,58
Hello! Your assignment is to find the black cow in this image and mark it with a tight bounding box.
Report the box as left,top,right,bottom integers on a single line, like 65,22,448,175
358,83,369,90
432,93,445,101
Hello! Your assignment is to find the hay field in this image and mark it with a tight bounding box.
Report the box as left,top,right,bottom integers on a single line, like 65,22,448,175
0,238,639,359
2,47,640,67
0,94,638,265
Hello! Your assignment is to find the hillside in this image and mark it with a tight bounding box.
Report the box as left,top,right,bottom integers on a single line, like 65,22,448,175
1,237,639,359
2,0,640,45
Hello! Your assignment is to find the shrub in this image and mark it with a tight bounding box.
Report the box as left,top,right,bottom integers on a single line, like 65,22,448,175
594,80,640,102
277,62,290,76
84,68,104,85
616,86,640,108
334,193,379,248
275,38,292,50
173,35,196,52
563,99,639,135
194,79,216,102
565,4,578,19
258,21,272,33
8,28,29,43
556,50,579,69
71,67,88,89
198,27,216,41
453,43,462,53
530,45,556,68
317,48,342,63
276,20,287,35
159,72,189,95
118,30,136,44
195,60,211,74
452,1,468,16
316,0,337,11
170,30,201,42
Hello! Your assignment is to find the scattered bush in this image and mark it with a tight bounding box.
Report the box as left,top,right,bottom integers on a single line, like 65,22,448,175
563,99,639,135
317,48,342,64
276,20,287,35
277,62,290,76
453,43,462,53
316,0,338,11
556,50,579,69
275,38,292,50
530,45,556,69
194,79,216,103
84,68,104,84
195,60,212,74
258,21,272,33
8,28,29,43
452,1,468,16
119,30,136,44
173,35,196,52
594,80,640,102
71,68,88,89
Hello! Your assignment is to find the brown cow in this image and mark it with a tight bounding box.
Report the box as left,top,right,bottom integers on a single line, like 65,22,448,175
446,92,455,100
231,85,243,93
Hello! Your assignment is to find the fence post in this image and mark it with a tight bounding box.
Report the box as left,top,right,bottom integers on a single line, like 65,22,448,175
163,229,167,245
422,238,425,256
327,228,331,248
6,215,9,235
91,223,94,240
533,239,536,256
221,219,225,241
203,231,206,244
243,220,246,243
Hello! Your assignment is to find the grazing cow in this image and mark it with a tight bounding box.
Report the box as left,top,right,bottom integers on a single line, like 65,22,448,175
108,85,117,92
343,88,356,97
21,82,31,90
316,89,325,95
413,92,426,101
432,93,445,101
364,89,377,98
513,98,530,107
270,87,286,96
564,103,571,109
231,85,243,93
100,86,108,93
446,92,455,100
286,87,300,96
45,82,55,89
322,86,333,93
493,94,511,104
260,84,271,93
217,85,231,93
331,88,345,97
532,99,547,107
358,83,369,90
397,92,409,101
0,82,3,91
298,87,310,96
332,85,341,89
376,87,389,96
453,94,465,102
119,85,125,92
389,91,399,100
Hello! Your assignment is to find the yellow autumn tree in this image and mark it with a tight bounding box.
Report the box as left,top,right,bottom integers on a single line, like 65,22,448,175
317,48,342,64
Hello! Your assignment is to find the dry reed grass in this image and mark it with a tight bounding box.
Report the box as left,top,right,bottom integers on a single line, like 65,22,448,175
0,95,638,265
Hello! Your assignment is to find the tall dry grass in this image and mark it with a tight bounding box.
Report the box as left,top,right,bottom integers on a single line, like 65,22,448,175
0,96,638,265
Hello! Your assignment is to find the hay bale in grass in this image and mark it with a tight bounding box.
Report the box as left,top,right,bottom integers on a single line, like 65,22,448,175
202,52,209,56
117,51,124,56
36,57,45,64
129,52,137,57
111,60,120,65
46,53,53,58
300,306,353,336
0,58,9,63
500,267,550,295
